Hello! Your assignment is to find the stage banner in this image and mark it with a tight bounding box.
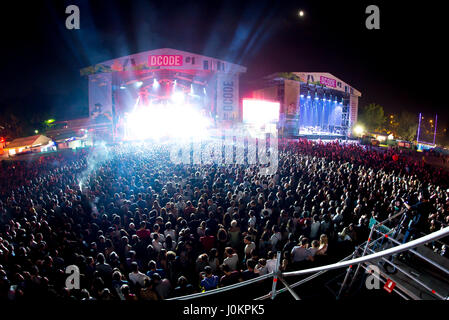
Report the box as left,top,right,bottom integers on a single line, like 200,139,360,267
88,73,113,125
284,80,300,119
349,94,358,125
216,73,239,121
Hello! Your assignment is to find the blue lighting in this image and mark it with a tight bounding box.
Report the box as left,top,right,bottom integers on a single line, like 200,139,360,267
300,94,304,98
307,95,311,99
120,84,126,90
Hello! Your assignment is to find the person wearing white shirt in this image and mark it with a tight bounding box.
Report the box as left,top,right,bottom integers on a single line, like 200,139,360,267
128,262,149,287
309,215,321,240
152,233,162,252
248,211,257,229
270,225,282,250
223,247,239,271
266,251,277,273
164,222,176,242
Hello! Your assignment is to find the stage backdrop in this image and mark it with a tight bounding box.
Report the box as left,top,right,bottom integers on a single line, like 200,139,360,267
88,73,113,125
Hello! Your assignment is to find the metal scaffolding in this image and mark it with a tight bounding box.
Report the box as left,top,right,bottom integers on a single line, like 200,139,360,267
167,225,449,301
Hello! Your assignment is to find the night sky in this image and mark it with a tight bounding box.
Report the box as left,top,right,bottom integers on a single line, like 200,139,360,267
0,0,446,124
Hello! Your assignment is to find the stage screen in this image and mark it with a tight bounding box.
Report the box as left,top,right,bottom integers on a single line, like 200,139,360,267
242,99,280,124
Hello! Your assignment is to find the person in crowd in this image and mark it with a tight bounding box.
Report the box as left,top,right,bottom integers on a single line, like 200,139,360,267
146,260,166,279
223,247,239,271
254,258,268,275
291,238,313,265
151,273,171,299
140,278,159,300
173,276,194,297
240,259,259,281
200,266,219,291
243,235,256,262
219,264,240,287
316,234,329,256
128,262,149,288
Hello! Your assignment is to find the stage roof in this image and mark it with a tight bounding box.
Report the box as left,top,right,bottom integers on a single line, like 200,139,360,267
264,72,361,97
81,48,247,76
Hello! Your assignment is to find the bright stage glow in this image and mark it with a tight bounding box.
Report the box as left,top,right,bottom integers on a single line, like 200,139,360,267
242,99,280,125
136,81,143,87
354,125,365,136
299,10,304,17
153,79,159,89
124,98,211,141
171,91,185,103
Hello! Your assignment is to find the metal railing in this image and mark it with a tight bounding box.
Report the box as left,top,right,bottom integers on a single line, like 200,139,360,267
167,225,449,300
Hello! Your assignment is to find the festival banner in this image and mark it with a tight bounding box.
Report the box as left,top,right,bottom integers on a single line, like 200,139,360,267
284,79,300,119
216,73,239,121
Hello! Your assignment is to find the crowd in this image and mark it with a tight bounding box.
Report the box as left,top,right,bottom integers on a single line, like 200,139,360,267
1,138,449,301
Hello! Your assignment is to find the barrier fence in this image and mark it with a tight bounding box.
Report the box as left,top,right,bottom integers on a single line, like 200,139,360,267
167,225,449,301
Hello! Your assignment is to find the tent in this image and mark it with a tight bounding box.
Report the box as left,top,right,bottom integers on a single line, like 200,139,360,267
4,135,54,156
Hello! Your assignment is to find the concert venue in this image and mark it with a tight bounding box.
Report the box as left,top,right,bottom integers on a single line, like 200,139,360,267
1,1,449,311
65,49,361,143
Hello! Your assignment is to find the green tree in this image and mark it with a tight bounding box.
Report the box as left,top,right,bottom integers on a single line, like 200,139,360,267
358,103,386,132
396,111,418,142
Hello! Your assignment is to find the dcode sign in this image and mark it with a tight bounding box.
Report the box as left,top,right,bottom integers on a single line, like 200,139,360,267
149,55,183,66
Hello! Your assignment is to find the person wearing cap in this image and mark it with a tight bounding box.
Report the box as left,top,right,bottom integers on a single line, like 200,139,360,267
200,266,219,291
402,190,433,243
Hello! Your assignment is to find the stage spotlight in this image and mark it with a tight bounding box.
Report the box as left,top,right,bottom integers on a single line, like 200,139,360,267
120,84,126,89
298,10,304,17
203,87,207,95
354,125,365,136
190,84,194,95
300,94,304,98
153,79,159,89
136,81,143,87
